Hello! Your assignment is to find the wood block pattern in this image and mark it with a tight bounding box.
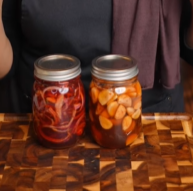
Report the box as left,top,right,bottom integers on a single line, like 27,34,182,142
0,113,193,191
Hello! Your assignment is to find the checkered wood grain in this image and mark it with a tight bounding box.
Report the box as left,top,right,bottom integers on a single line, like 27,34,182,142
0,113,193,191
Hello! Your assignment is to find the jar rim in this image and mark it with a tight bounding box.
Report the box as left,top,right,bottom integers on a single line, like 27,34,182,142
91,54,139,81
34,54,81,81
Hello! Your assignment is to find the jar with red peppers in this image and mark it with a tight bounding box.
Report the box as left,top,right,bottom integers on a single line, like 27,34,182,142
89,55,142,149
33,54,86,149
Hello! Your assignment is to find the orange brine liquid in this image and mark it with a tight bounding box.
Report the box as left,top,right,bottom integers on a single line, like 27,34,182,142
89,77,142,149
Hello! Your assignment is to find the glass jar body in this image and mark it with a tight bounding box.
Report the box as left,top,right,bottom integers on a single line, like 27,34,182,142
33,75,86,149
89,76,142,149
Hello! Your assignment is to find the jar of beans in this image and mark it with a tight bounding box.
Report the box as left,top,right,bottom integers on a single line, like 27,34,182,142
89,55,142,149
33,54,86,149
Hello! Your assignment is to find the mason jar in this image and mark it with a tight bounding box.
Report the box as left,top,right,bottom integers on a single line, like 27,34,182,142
33,54,86,149
89,55,142,149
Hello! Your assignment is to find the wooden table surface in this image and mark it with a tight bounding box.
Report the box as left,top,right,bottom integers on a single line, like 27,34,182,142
0,113,193,191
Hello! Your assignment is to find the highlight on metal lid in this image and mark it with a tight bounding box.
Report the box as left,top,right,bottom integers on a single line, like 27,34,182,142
34,54,81,81
91,54,139,81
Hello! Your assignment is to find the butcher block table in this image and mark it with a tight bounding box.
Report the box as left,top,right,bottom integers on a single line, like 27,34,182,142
0,113,193,191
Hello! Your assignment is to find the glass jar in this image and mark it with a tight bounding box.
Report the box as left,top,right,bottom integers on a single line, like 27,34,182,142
89,55,142,149
33,54,86,149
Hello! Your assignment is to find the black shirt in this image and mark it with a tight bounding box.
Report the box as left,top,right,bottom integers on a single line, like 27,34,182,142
2,0,112,112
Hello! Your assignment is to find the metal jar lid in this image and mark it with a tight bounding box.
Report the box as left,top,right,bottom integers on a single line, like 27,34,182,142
34,54,81,81
91,54,139,81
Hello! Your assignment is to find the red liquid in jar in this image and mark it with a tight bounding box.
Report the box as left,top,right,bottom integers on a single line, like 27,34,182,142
33,76,86,148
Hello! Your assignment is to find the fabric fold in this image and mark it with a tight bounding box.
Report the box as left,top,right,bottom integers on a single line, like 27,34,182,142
112,0,182,89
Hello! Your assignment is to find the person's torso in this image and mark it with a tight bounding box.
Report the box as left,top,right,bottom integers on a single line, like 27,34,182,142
19,0,112,98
